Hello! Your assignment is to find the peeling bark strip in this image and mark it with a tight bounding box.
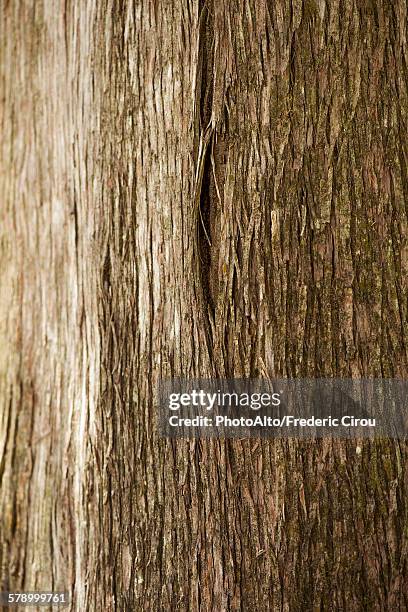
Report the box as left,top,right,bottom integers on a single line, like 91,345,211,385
1,1,408,610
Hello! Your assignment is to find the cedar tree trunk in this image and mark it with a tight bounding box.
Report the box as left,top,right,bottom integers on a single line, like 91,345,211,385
1,1,408,610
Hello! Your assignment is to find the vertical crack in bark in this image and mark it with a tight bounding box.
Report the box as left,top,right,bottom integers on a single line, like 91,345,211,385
194,1,216,323
197,135,215,316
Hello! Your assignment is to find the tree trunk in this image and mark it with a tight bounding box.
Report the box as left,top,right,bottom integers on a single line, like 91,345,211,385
1,1,408,610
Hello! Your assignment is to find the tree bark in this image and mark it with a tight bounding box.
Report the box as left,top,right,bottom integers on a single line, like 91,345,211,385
1,1,408,610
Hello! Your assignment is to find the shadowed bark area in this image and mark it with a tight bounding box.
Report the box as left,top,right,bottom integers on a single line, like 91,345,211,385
1,1,408,610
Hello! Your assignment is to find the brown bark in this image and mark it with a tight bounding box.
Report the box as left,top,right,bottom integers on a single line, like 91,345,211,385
1,1,408,610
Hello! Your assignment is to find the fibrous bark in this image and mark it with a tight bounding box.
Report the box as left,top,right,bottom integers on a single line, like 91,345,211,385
1,1,408,610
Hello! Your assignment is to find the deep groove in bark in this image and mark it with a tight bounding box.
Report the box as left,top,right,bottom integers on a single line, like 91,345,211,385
197,142,215,316
196,1,216,318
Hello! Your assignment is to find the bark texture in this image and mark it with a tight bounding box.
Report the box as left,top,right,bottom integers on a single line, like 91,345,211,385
1,1,408,610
